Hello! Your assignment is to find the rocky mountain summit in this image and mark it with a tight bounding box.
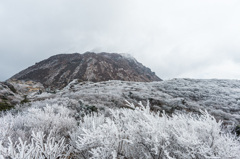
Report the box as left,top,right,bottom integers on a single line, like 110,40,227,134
10,52,162,89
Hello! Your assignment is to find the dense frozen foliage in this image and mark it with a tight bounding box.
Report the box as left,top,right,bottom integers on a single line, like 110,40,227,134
29,78,240,125
73,101,240,159
0,131,71,159
0,102,76,159
0,101,240,158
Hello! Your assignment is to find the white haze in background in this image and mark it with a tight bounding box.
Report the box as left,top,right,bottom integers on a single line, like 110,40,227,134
0,0,240,81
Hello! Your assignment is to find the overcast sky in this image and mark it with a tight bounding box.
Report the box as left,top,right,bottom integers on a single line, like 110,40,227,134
1,0,240,81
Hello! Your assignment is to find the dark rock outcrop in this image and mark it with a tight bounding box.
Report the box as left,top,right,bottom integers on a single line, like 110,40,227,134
10,52,162,89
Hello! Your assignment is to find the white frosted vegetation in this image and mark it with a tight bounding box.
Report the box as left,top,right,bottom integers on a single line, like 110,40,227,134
36,79,240,125
0,100,240,158
0,131,70,159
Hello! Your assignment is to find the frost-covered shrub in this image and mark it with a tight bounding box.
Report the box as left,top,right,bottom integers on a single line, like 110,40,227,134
0,103,77,158
74,101,240,159
77,101,98,117
0,103,77,145
0,131,71,159
1,100,240,158
25,104,77,140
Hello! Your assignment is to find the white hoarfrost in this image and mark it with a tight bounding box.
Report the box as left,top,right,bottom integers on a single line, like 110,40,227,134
28,78,240,125
2,78,240,158
0,100,240,158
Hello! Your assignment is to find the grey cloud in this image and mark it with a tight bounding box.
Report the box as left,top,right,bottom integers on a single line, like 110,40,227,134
0,0,240,81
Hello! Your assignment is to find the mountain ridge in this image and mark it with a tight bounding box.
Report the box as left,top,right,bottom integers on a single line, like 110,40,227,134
10,52,162,89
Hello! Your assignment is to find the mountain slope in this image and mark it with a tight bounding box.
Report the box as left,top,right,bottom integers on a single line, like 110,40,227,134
29,78,240,125
10,52,162,89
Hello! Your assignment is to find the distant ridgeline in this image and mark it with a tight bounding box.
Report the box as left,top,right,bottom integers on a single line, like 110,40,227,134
9,52,162,89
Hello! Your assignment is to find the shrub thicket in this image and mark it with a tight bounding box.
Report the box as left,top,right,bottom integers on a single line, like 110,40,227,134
0,100,239,158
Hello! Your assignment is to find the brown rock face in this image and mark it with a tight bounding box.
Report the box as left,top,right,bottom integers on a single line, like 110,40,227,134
10,52,162,88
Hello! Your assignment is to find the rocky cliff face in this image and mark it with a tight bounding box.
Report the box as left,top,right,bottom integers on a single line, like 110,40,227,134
10,52,162,89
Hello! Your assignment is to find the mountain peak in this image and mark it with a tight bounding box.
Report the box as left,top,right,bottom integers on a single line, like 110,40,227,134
10,52,162,89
